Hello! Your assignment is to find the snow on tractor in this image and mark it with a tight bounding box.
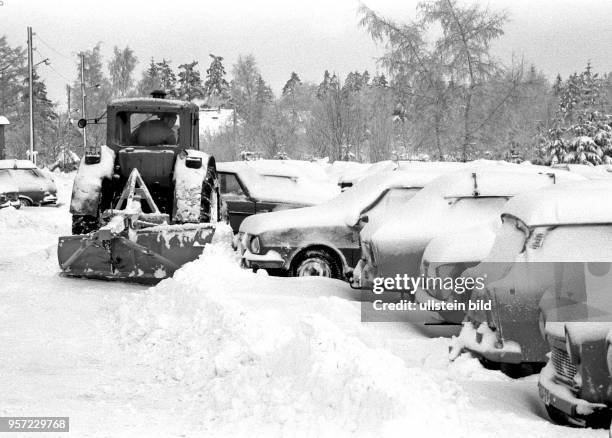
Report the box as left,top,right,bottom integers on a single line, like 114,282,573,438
57,91,222,283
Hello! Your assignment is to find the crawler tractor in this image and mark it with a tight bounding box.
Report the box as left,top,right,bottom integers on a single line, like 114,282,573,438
57,91,222,283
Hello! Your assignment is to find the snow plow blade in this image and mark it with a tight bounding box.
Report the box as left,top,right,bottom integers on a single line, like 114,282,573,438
58,224,215,284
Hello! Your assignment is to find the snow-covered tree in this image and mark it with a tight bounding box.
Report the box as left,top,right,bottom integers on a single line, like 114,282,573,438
177,61,203,101
542,64,612,165
203,54,230,107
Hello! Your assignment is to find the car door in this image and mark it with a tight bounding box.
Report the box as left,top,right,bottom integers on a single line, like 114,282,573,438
352,187,422,266
218,171,256,233
13,169,45,204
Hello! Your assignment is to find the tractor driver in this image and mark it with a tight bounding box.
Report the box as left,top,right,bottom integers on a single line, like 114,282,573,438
130,112,178,146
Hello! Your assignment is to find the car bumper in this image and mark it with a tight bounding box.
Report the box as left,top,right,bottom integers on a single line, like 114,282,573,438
242,249,287,271
449,320,523,363
538,360,607,423
41,194,58,204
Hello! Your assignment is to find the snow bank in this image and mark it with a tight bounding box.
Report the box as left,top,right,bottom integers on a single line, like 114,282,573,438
117,226,466,435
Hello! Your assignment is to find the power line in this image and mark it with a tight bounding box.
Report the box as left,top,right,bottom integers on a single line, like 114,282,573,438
34,47,74,83
35,33,74,62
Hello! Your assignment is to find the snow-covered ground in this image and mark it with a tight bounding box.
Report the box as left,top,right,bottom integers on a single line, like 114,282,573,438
0,172,605,437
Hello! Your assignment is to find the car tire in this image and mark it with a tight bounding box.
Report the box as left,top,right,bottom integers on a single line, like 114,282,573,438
292,249,341,279
20,198,32,207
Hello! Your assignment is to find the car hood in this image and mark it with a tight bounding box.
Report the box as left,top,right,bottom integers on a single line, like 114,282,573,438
239,203,347,235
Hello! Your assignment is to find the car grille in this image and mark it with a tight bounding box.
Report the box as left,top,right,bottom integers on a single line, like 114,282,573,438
551,346,577,383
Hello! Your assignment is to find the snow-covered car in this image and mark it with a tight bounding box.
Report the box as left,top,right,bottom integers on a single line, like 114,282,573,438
336,160,465,189
0,159,58,206
352,167,567,292
238,169,451,279
450,180,612,374
539,322,612,428
415,170,585,323
217,161,339,233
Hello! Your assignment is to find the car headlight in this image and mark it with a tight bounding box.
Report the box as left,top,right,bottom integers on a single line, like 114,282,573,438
250,236,261,254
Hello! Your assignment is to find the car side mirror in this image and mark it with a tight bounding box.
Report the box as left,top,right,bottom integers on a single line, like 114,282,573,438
185,156,202,169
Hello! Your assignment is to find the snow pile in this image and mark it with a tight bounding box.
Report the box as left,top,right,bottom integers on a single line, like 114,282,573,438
117,226,466,435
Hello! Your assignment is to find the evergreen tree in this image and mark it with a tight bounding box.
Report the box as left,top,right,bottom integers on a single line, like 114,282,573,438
282,72,302,97
136,57,162,95
543,63,612,165
203,54,230,107
156,59,177,97
177,61,203,101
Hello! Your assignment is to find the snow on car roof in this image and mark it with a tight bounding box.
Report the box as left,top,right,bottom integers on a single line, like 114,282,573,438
0,159,37,170
415,166,584,199
217,161,339,205
367,166,587,247
503,179,612,227
239,168,451,235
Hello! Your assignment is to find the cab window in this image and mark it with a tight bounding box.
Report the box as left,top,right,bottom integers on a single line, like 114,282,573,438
114,111,181,146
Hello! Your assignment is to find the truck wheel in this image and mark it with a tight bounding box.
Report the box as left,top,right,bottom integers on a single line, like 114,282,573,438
292,249,341,279
200,165,220,223
72,215,99,234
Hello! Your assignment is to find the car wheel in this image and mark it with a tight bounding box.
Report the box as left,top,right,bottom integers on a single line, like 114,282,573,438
20,198,32,207
292,249,341,279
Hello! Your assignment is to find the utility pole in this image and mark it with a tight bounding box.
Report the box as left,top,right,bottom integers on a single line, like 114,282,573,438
80,52,87,153
66,84,71,168
27,26,35,164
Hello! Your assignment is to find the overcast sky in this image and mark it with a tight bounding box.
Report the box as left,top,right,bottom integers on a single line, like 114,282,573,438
2,0,612,105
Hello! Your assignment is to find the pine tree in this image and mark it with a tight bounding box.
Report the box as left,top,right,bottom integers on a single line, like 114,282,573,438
156,59,177,97
282,72,302,97
136,58,162,95
177,61,203,101
203,54,230,107
543,63,612,165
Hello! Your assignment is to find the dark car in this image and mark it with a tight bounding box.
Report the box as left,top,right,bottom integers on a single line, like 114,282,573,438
0,160,58,206
217,161,339,233
238,169,450,279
